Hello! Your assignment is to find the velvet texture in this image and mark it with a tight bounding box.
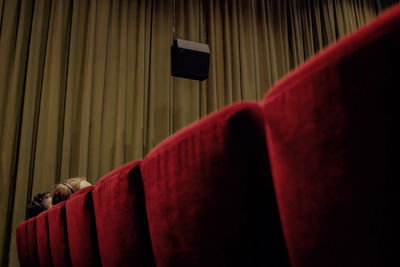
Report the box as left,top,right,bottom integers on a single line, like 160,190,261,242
65,186,100,267
16,220,29,267
26,218,40,267
48,201,71,267
92,160,155,267
261,4,400,267
96,161,141,185
36,210,53,267
141,102,289,267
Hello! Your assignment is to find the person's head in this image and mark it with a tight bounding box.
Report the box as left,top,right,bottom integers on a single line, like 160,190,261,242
26,192,52,219
52,177,91,205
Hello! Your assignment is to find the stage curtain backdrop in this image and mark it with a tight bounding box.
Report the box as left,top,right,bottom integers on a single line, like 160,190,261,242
0,0,398,265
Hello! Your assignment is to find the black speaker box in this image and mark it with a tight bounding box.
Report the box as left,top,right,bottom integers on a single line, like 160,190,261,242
171,39,210,81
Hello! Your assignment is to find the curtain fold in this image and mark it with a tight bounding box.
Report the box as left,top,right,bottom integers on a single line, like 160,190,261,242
1,0,398,265
0,0,36,264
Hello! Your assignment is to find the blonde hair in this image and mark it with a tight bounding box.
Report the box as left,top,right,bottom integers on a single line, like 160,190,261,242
52,177,87,205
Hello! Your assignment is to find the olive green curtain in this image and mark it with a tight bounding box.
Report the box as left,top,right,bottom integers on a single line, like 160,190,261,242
1,0,398,265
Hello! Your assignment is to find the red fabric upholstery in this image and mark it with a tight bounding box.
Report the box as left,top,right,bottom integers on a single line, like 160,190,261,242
48,201,72,267
96,161,139,185
36,210,53,266
26,218,40,267
66,185,100,267
92,160,155,267
141,102,289,267
16,220,30,267
261,4,400,267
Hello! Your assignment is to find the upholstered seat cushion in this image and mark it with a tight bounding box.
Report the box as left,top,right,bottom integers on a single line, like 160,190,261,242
36,210,53,266
48,201,71,267
66,185,100,267
260,3,400,266
141,102,289,267
16,219,31,267
25,218,41,267
92,160,155,267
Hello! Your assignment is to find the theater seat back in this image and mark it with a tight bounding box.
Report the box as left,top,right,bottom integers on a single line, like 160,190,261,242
26,217,40,267
141,102,289,267
48,201,72,267
16,220,30,267
36,210,53,266
66,185,100,267
92,160,155,267
260,3,400,266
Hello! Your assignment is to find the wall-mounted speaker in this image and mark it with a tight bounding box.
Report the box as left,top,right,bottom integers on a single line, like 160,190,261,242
171,39,210,81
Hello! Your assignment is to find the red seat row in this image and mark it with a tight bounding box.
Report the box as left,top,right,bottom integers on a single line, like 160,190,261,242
17,3,399,267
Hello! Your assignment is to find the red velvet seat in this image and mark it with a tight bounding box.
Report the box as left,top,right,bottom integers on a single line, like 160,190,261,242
36,209,53,266
260,3,400,266
96,160,140,185
92,160,155,267
16,219,31,267
48,201,72,267
25,217,41,267
66,185,100,267
141,102,289,267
